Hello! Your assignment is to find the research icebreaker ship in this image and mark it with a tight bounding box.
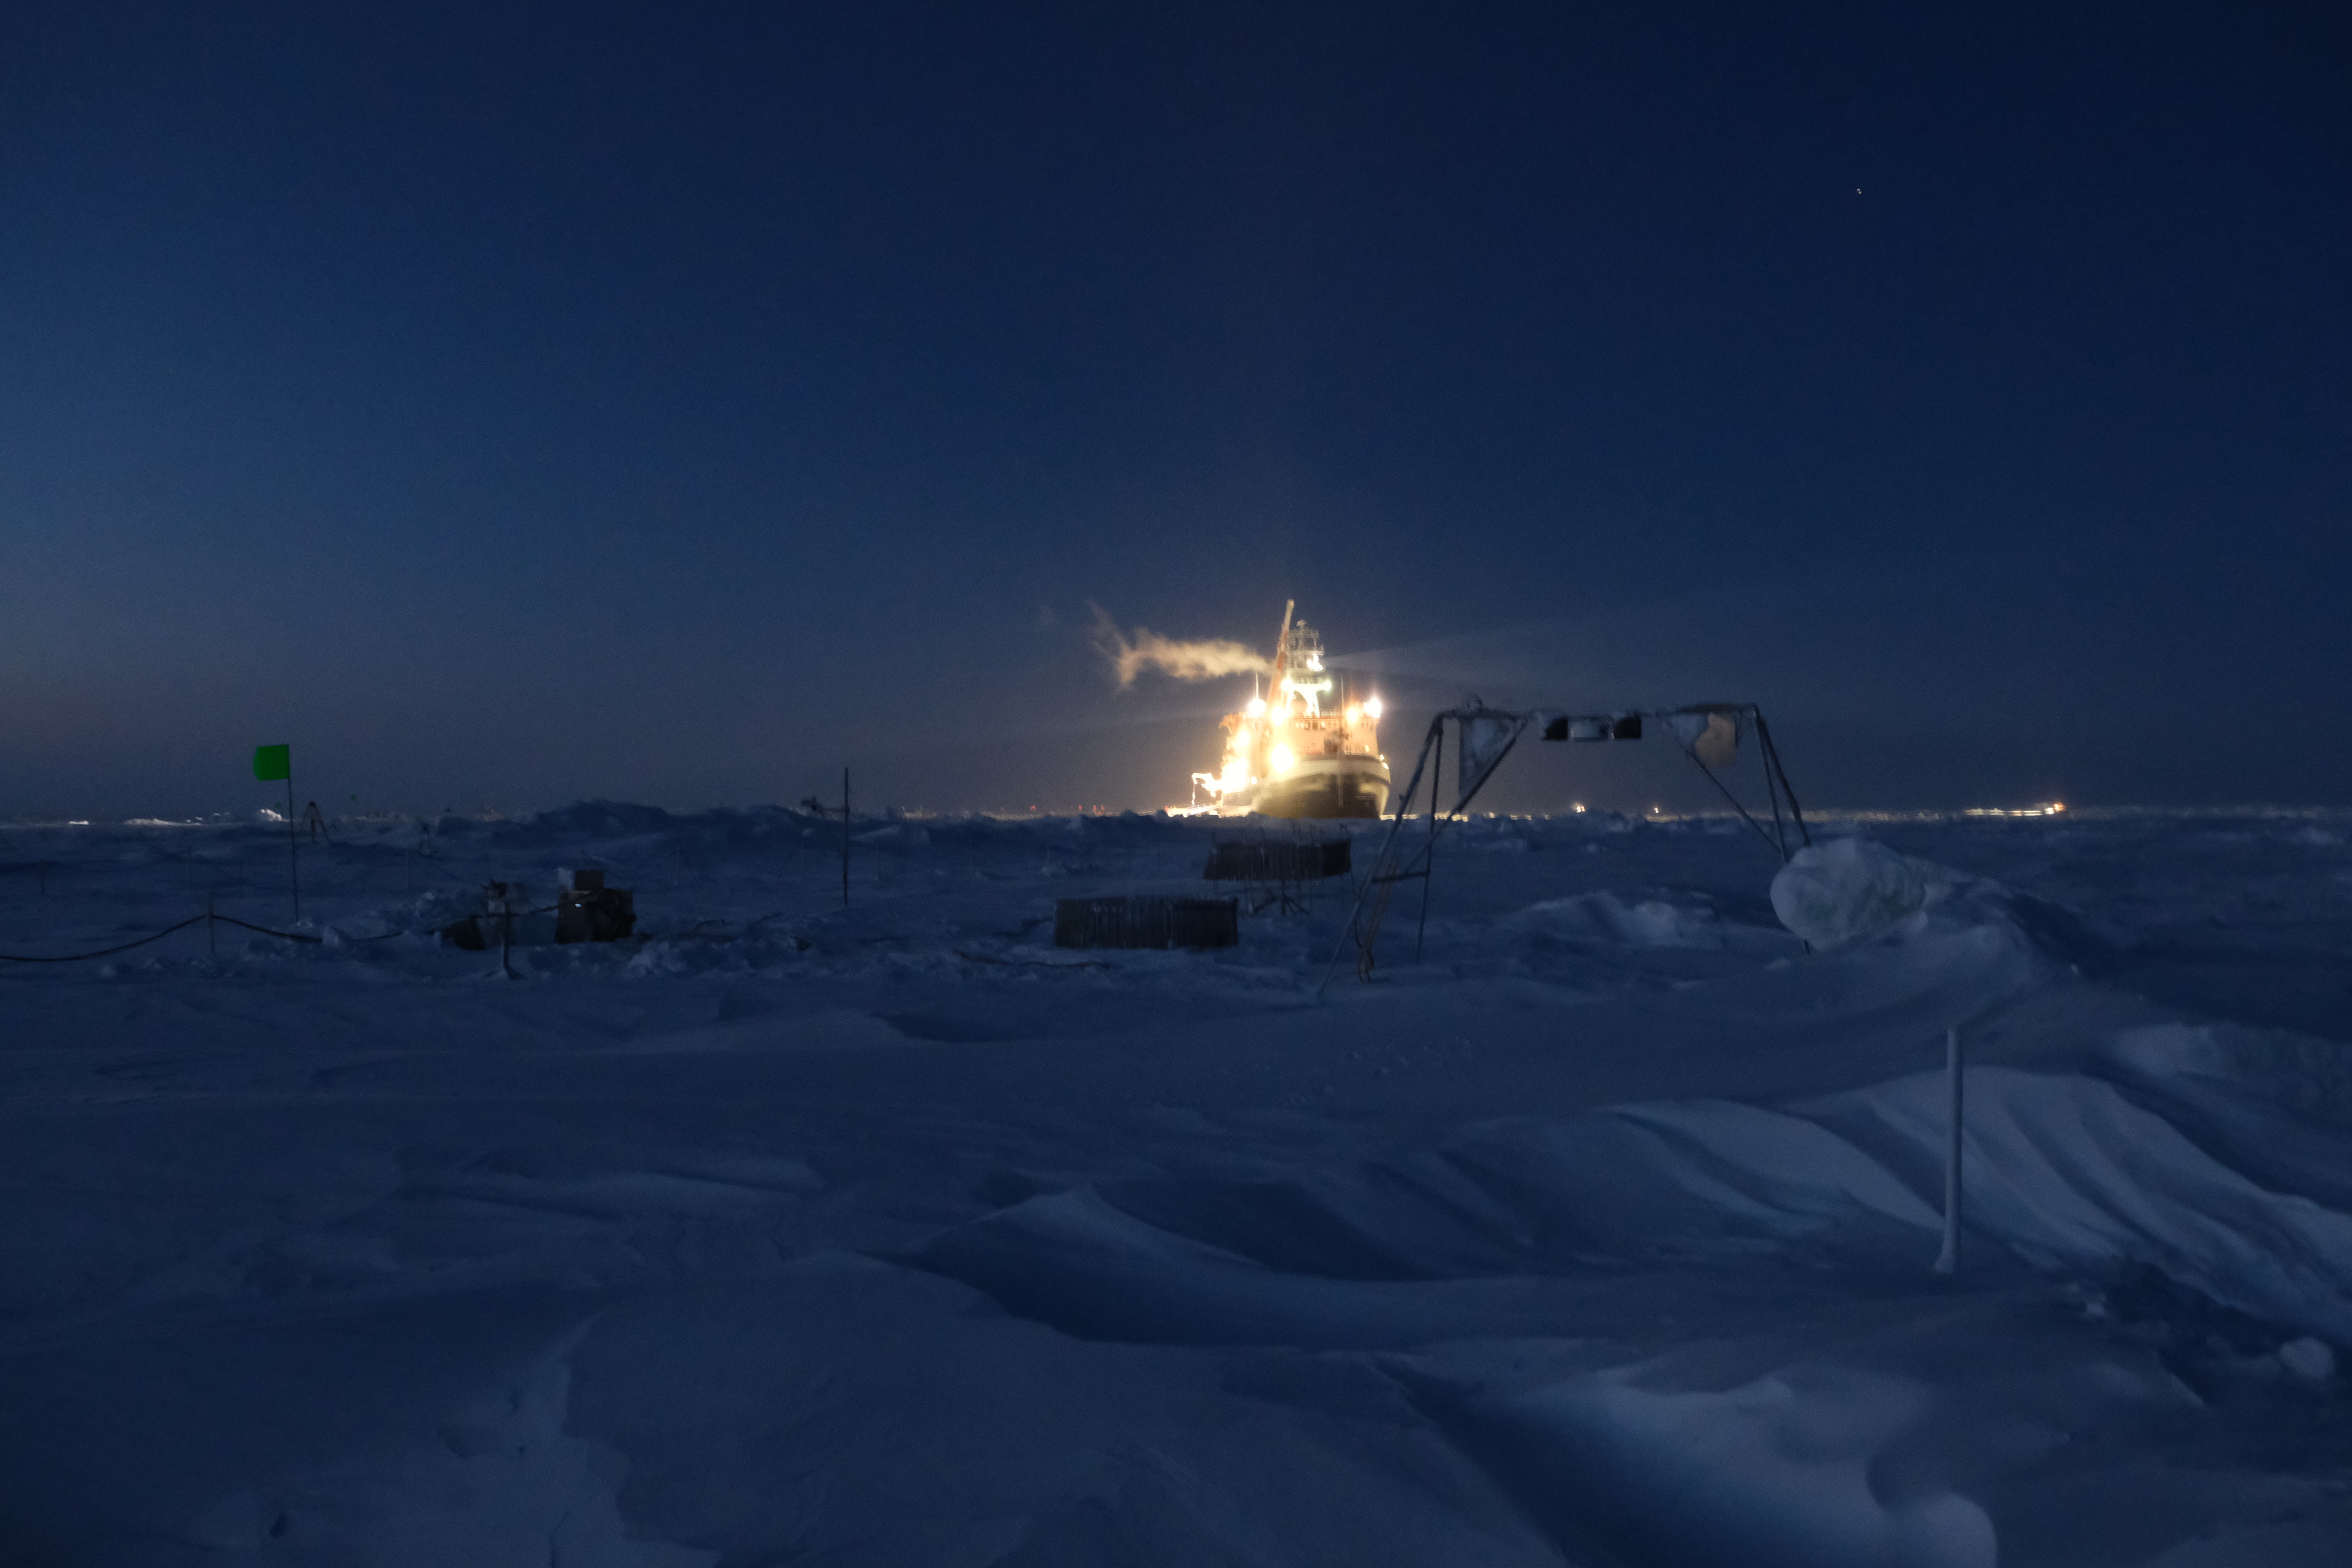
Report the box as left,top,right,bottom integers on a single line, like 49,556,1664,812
1192,603,1391,819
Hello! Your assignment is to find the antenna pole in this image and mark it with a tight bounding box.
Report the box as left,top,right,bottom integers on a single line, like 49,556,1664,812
1268,599,1295,694
1935,1025,1964,1275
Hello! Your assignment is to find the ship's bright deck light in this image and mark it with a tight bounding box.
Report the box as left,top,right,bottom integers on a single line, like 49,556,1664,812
1245,696,1267,717
1269,744,1294,773
1344,704,1361,724
1364,696,1383,720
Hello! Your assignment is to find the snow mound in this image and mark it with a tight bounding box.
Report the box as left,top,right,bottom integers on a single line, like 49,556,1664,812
1458,1367,1997,1568
189,1349,709,1566
1772,838,1931,948
925,1064,2352,1348
1519,891,1726,949
528,800,675,836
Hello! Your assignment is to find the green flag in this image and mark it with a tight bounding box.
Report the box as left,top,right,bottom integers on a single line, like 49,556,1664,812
253,744,291,781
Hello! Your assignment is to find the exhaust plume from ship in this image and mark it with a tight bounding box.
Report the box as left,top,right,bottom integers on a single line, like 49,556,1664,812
1089,604,1272,688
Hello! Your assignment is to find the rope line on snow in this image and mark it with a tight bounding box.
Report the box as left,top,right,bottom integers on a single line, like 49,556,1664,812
0,909,421,962
210,914,323,944
0,915,210,963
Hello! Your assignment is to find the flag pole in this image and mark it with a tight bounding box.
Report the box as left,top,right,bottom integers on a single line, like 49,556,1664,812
256,745,300,920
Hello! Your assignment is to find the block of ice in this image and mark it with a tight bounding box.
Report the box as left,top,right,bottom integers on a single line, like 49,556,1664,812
1770,837,1928,948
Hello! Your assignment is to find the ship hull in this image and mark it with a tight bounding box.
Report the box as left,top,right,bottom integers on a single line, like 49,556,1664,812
1244,755,1391,820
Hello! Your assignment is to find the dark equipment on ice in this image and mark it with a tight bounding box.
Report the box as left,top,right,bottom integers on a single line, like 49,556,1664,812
1203,836,1352,916
440,879,525,954
437,871,631,966
1201,839,1351,884
1055,896,1239,951
557,868,635,944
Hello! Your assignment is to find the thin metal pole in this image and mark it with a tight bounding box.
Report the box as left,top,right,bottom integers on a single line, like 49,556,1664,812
1754,709,1789,862
1935,1024,1963,1275
1318,716,1440,995
285,775,300,921
1677,743,1777,855
1755,714,1811,849
841,767,851,908
1417,719,1442,961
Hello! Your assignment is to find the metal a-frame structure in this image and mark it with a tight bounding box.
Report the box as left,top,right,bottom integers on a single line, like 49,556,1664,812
1319,702,1809,991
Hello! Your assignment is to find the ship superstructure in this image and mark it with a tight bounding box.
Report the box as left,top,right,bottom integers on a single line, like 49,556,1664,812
1191,602,1391,819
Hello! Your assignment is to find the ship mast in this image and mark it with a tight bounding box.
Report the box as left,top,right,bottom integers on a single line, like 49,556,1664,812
1254,599,1296,785
1267,598,1295,696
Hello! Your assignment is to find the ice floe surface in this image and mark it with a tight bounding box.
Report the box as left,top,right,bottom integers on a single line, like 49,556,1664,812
2,804,2350,1563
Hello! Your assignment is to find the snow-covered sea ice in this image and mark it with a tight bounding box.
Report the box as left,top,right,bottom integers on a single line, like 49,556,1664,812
2,804,2349,1564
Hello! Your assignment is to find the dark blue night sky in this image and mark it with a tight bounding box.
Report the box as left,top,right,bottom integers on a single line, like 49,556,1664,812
4,3,2346,818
